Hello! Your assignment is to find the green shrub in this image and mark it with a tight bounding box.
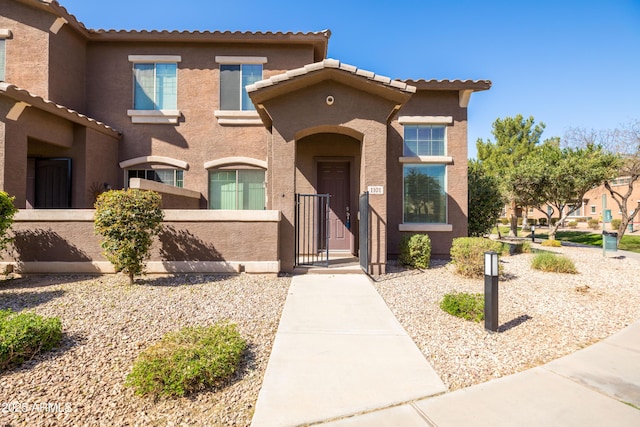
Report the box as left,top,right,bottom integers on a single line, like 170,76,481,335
567,221,578,229
125,322,246,398
94,189,164,284
538,217,547,226
531,252,578,274
550,217,559,226
450,237,503,278
521,241,532,253
500,218,510,225
0,309,62,371
440,292,484,322
399,234,431,269
611,218,622,230
577,218,586,223
587,218,600,230
541,239,562,247
0,191,18,253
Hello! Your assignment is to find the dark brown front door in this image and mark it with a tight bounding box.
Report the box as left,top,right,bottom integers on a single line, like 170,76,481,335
35,158,71,208
318,161,351,251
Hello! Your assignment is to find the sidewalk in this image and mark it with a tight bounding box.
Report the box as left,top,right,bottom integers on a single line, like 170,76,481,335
250,274,447,426
252,273,640,426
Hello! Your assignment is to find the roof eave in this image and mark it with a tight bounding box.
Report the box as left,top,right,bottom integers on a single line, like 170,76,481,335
403,79,492,92
0,83,121,138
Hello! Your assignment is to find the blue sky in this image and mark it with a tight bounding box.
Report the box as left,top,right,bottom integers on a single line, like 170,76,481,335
61,0,640,158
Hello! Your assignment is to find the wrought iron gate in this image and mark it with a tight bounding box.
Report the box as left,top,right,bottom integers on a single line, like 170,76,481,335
294,194,330,267
359,192,369,273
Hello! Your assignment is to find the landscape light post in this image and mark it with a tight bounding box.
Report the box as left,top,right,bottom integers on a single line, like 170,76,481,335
484,251,499,333
531,225,535,243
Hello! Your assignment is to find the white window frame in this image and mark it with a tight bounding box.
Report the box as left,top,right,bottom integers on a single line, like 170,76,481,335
0,30,12,82
125,168,184,188
214,56,266,125
127,55,181,124
398,118,453,231
208,167,266,210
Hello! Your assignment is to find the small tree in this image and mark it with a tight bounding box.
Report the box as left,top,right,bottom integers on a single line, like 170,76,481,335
477,115,546,237
566,120,640,243
468,160,504,237
0,191,18,253
94,189,164,284
513,142,618,240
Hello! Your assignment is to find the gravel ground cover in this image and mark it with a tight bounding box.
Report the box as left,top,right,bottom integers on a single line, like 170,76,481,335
373,244,640,390
0,273,290,426
1,244,638,426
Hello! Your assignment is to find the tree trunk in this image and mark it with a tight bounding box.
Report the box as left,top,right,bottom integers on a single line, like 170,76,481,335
510,199,518,237
128,272,135,285
522,209,530,231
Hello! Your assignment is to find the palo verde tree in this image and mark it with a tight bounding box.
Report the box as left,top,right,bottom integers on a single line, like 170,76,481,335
513,142,619,240
0,191,18,253
565,119,640,243
468,160,504,237
94,189,164,284
477,115,546,236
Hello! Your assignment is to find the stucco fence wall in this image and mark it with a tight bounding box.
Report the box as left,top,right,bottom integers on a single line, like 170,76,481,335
1,210,281,274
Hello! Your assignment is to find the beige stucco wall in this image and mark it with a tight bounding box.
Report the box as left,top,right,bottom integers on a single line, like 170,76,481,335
0,1,52,99
85,42,316,203
2,102,119,208
3,210,280,273
388,90,469,257
261,79,401,274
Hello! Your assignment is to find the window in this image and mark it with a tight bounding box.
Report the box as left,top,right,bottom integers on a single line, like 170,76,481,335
567,204,581,217
403,125,445,156
128,169,183,188
209,169,265,210
0,39,5,81
590,205,596,214
220,64,262,111
403,164,446,223
133,63,177,110
611,177,631,186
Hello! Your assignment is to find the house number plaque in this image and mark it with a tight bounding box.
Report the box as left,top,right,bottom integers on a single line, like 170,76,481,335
367,186,384,195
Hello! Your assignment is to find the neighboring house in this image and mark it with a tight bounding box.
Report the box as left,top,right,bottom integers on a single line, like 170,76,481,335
0,0,490,274
511,177,640,229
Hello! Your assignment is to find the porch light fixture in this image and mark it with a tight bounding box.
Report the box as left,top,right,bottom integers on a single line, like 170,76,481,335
326,95,334,106
484,251,499,333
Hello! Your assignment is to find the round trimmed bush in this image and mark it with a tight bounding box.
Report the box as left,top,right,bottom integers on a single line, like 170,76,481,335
0,309,62,371
450,237,503,278
440,292,484,322
531,252,577,274
399,234,431,269
125,322,246,398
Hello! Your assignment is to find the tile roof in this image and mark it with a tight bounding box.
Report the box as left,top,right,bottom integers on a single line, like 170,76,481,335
403,79,492,91
0,83,121,137
246,59,417,94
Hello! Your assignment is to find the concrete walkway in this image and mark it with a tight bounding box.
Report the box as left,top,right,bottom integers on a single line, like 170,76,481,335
252,272,640,426
250,274,447,426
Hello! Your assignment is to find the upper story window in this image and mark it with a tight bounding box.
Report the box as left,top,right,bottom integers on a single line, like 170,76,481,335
403,125,446,156
127,55,181,124
133,63,177,110
220,64,262,111
215,56,266,113
0,30,11,82
0,39,5,81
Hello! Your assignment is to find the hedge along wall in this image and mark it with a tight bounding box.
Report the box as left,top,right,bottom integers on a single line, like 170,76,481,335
2,210,281,274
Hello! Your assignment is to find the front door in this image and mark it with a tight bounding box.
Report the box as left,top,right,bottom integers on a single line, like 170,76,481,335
318,161,351,251
34,158,72,208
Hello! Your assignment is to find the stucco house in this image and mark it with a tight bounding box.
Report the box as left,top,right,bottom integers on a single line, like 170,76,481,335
0,0,490,275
